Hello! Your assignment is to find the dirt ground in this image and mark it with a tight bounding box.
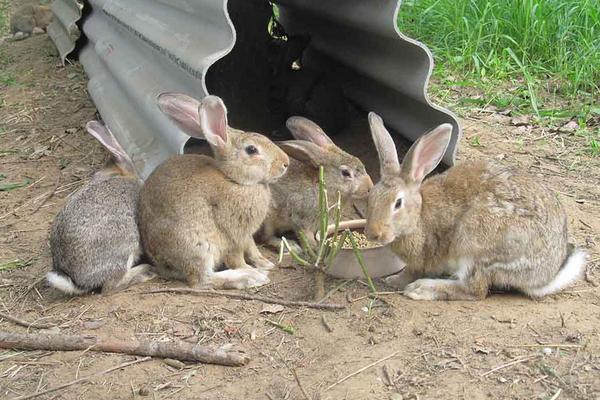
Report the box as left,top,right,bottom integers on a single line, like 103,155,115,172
1,13,600,400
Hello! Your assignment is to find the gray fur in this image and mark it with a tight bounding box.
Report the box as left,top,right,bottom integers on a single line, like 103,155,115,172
48,120,153,295
10,5,53,36
49,174,144,293
261,117,373,249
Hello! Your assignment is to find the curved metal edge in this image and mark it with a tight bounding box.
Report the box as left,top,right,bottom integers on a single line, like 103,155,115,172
276,0,461,166
48,0,83,65
391,1,461,165
78,0,236,179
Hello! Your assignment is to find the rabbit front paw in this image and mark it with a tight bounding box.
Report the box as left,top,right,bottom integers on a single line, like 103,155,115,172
250,255,276,271
403,279,440,301
237,269,270,289
383,269,414,289
211,269,270,290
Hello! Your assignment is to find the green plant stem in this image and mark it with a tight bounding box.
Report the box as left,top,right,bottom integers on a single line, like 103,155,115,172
348,234,377,296
281,237,310,267
265,319,295,335
314,166,329,266
297,230,316,260
325,230,349,271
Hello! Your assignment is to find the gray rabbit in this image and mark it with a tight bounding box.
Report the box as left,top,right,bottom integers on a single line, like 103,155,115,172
9,4,53,41
47,121,154,295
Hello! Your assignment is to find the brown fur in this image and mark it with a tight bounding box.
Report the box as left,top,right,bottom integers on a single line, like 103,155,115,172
138,94,289,289
365,113,586,300
260,117,373,248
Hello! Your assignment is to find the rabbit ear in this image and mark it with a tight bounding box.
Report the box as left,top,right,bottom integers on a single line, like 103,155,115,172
86,121,134,171
157,92,204,139
368,112,400,177
198,95,229,148
277,140,329,168
286,116,334,148
400,124,452,185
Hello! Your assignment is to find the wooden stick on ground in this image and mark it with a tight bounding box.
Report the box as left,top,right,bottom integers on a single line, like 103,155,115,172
143,288,346,310
326,350,400,391
0,332,249,366
0,312,54,330
481,356,536,377
11,356,151,400
506,344,582,349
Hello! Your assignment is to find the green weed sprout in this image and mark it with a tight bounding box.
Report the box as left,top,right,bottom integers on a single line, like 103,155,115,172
278,166,377,301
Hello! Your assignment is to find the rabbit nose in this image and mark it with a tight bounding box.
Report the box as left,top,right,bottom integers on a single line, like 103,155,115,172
365,223,381,242
282,161,289,169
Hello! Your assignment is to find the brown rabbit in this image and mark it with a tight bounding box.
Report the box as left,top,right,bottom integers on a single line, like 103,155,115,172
364,113,587,300
138,94,289,289
260,116,373,249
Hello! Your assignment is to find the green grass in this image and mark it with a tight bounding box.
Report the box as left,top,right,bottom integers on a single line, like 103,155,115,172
0,0,8,36
398,0,599,121
398,0,600,156
398,0,599,95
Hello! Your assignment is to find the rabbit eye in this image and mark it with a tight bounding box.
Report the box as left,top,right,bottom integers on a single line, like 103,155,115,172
341,169,352,178
394,198,403,210
245,145,258,155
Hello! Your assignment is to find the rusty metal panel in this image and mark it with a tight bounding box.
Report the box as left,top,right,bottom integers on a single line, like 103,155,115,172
51,0,461,179
47,0,82,64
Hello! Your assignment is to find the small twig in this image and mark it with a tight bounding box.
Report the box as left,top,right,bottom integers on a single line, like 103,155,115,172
0,312,54,330
12,275,46,306
318,279,351,304
143,288,345,310
506,344,582,349
348,291,404,303
54,135,86,155
549,388,562,400
0,192,49,221
29,176,60,215
326,351,400,390
383,364,397,389
10,357,151,400
321,315,333,333
481,356,536,377
291,368,311,400
275,349,311,400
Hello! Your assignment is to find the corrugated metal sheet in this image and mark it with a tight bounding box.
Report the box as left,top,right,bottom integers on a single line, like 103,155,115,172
276,0,460,165
49,0,461,179
78,0,235,179
47,0,82,64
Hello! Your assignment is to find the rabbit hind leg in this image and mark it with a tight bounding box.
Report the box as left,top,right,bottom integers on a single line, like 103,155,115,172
403,260,489,301
101,253,156,294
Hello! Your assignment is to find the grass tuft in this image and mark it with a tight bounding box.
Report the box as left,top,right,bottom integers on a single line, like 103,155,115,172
398,0,600,97
0,0,8,36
